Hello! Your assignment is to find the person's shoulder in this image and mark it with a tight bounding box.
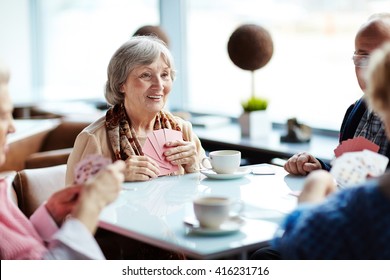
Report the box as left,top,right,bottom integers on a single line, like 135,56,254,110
81,116,106,134
163,110,191,128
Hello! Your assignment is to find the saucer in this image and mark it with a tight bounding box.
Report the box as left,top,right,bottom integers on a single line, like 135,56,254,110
183,216,245,236
200,167,250,180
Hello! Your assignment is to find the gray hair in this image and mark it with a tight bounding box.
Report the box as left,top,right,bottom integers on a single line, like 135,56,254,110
104,36,176,106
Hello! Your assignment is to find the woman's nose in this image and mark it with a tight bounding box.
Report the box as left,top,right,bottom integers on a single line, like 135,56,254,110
152,76,164,90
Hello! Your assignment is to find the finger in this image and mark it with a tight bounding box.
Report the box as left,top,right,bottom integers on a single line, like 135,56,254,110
136,166,159,178
284,156,299,175
296,155,310,175
125,172,153,182
303,162,320,173
60,185,82,202
164,140,184,147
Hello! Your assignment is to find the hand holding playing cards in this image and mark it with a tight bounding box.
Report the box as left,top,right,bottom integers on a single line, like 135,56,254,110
298,170,337,204
72,160,126,234
45,185,83,227
164,139,199,173
284,152,322,175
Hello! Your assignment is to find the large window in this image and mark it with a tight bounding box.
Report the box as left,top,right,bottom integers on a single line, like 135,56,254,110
186,0,390,130
2,0,390,131
36,0,159,101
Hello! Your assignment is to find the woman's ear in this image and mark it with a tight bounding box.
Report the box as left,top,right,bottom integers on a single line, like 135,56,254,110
119,84,125,93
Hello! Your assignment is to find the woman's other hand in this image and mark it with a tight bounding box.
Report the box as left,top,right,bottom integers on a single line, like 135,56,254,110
124,155,160,181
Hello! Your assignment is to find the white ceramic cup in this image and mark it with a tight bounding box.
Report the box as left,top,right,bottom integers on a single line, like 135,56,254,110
193,196,244,229
201,150,241,174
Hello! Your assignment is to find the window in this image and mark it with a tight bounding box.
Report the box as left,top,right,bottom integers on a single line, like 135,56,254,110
36,0,159,102
186,0,390,130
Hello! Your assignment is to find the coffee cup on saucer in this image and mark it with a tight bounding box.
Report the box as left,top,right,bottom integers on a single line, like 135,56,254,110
193,196,244,229
201,150,241,174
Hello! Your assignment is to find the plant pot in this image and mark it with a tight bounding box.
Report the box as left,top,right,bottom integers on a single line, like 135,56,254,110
238,110,271,139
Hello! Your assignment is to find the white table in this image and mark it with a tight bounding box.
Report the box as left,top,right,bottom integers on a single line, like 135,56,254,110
98,164,305,259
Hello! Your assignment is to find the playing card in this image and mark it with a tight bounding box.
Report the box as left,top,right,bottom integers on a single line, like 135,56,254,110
330,149,388,188
142,129,183,176
147,131,164,160
163,128,182,142
74,154,112,184
330,152,367,187
362,149,389,176
334,136,379,157
143,137,173,170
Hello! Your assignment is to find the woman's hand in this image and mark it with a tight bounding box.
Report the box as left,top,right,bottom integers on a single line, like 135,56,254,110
164,140,199,173
124,155,160,181
298,170,337,204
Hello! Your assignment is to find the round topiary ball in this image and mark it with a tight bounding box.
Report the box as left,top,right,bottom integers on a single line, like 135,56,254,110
227,24,273,71
133,25,170,47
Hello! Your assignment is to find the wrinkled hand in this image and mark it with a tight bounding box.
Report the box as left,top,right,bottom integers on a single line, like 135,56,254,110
298,170,337,204
83,160,126,206
71,160,126,233
45,185,82,227
124,155,160,181
164,140,198,173
284,152,322,175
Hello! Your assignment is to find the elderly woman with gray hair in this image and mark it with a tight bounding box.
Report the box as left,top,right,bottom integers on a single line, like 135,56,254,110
66,36,204,184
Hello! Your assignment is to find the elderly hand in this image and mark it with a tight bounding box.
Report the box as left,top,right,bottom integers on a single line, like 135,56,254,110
72,160,126,233
298,170,337,204
284,152,322,175
164,140,199,173
123,155,160,181
45,185,82,227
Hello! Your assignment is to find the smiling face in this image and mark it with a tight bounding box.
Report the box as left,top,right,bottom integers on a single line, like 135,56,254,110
0,68,15,166
121,55,173,121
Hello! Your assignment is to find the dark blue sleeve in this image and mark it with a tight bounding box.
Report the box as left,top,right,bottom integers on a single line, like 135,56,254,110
272,182,390,259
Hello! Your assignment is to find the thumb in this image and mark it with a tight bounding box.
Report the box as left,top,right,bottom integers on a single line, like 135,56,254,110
303,162,320,172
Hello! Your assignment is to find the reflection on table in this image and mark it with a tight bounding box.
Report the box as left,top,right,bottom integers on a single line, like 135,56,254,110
99,164,305,259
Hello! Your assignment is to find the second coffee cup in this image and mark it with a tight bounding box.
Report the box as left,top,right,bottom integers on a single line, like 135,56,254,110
201,150,241,174
193,196,244,229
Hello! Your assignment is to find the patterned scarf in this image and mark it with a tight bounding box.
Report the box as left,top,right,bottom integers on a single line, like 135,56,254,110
105,103,182,160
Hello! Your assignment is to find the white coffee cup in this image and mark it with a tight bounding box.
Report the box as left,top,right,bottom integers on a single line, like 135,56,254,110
201,150,241,174
193,196,244,229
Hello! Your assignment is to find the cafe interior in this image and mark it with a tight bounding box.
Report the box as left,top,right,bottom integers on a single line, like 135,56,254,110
1,0,389,259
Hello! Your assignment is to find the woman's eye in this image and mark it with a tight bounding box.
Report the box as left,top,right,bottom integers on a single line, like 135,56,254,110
140,73,152,79
161,72,170,80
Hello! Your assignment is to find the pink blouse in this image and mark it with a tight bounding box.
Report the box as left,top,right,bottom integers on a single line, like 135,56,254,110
0,179,105,260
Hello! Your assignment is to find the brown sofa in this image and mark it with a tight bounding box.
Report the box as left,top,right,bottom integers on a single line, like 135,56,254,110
25,120,90,169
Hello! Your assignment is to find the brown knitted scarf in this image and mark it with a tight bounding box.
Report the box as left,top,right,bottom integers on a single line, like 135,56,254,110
105,103,181,160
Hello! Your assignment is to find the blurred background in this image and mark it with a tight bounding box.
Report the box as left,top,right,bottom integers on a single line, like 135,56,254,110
1,0,389,131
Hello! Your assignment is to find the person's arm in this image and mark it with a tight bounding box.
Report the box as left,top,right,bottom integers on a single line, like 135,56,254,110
33,161,125,259
29,202,105,259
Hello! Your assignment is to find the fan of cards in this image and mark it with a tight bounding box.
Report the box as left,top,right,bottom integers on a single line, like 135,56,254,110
330,149,389,188
142,128,183,176
74,154,112,184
